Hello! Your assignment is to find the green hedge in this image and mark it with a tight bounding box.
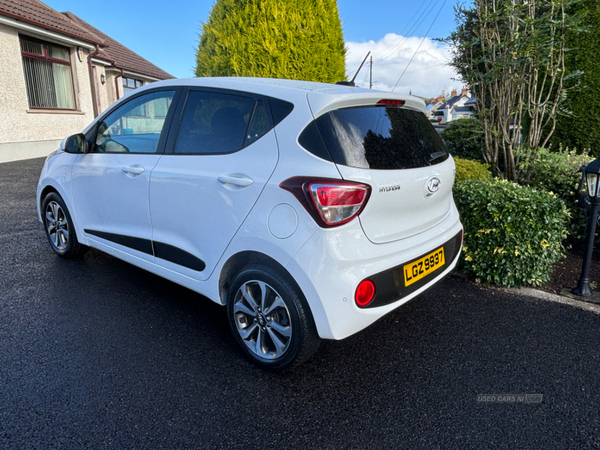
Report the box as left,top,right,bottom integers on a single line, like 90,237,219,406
454,157,492,183
440,117,486,162
454,179,569,287
518,147,593,236
518,147,593,204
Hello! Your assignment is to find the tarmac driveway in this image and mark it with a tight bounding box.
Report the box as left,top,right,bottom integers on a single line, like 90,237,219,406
2,158,600,449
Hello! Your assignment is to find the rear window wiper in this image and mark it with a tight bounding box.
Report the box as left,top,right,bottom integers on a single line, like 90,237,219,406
427,151,447,163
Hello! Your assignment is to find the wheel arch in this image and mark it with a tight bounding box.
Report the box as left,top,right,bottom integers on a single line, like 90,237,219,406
218,250,331,337
39,185,59,212
219,251,288,305
38,182,86,247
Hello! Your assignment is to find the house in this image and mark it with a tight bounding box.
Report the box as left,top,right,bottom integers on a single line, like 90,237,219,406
0,0,173,163
425,94,444,122
459,96,477,117
430,87,474,124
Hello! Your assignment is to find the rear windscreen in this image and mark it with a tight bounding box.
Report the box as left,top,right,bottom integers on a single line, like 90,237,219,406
299,106,449,170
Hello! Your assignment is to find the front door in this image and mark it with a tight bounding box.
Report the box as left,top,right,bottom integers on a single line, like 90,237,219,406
71,89,178,262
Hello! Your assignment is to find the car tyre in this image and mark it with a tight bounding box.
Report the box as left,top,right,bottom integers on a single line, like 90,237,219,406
42,192,89,259
227,264,320,370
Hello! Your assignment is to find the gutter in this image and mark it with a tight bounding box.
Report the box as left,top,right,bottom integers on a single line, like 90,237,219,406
114,68,124,101
87,44,100,117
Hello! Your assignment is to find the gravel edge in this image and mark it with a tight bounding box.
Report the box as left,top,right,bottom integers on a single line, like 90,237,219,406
502,286,600,315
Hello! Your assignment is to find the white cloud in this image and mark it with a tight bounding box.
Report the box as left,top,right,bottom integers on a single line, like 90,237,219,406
345,33,463,98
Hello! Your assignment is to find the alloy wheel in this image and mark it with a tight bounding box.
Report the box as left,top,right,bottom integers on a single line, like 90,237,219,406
232,280,292,360
45,201,69,251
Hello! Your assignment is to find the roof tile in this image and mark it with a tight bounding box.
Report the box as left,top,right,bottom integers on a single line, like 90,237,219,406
0,0,173,80
0,0,102,43
64,12,173,80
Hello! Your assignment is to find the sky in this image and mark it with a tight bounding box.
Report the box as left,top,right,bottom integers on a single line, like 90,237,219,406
43,0,464,98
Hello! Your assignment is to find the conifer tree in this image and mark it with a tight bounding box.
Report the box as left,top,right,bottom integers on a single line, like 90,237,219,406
195,0,346,83
551,0,600,153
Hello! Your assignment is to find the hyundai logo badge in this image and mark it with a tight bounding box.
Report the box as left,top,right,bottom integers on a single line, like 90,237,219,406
427,177,441,193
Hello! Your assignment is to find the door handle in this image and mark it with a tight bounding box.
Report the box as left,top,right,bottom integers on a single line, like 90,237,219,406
217,175,254,187
122,165,145,175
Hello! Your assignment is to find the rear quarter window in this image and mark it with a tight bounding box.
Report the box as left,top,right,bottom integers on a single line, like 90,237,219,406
299,106,449,170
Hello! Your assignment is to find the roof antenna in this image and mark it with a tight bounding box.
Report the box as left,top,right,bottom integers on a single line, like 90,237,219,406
336,51,371,87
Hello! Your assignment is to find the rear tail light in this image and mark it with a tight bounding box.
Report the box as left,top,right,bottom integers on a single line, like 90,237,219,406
280,177,371,228
310,183,368,226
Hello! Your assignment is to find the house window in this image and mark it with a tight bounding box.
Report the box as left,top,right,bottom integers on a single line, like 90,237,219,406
122,77,145,115
123,77,143,95
20,36,76,110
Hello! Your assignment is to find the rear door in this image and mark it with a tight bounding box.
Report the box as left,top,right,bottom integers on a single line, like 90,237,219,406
304,97,454,244
148,88,280,280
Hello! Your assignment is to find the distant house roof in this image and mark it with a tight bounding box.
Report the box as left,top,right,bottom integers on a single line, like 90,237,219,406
454,106,473,113
64,12,173,80
0,0,103,44
465,97,477,105
441,94,467,109
426,101,444,114
0,0,173,80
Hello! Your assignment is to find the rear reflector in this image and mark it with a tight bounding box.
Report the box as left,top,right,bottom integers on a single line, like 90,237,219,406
280,177,371,228
377,99,406,107
356,280,376,307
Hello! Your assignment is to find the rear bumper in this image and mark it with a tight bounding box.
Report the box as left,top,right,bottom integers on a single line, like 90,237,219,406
362,231,462,308
286,202,462,340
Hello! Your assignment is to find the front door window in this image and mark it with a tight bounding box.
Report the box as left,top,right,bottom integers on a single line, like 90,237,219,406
95,90,175,154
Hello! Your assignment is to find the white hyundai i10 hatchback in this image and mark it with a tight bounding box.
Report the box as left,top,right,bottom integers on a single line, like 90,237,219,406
37,77,462,369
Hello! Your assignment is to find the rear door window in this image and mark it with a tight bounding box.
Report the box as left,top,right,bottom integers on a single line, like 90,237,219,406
300,106,449,170
173,91,270,155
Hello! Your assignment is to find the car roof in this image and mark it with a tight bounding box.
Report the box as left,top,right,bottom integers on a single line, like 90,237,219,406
149,77,370,94
136,77,425,113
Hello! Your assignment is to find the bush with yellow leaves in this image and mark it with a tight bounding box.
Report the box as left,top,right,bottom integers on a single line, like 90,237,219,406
454,179,569,287
454,157,492,183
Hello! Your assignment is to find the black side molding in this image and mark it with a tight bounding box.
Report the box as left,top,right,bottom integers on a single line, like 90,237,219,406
153,241,206,272
85,229,153,255
84,229,206,272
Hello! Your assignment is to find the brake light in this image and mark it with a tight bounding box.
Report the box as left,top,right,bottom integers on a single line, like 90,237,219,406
377,99,405,107
280,177,371,228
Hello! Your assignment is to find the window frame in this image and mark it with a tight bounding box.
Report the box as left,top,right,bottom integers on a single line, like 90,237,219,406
122,77,144,95
122,77,146,116
164,87,276,156
19,35,78,111
86,87,183,155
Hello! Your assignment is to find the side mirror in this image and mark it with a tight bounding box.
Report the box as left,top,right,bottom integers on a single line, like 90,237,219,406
61,133,87,154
